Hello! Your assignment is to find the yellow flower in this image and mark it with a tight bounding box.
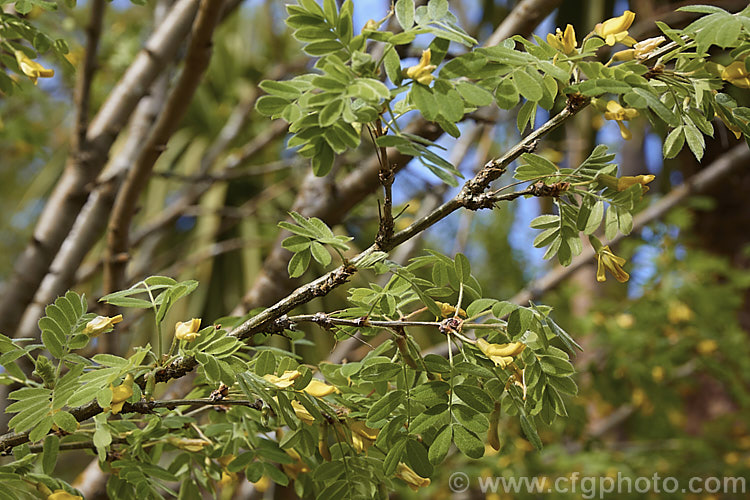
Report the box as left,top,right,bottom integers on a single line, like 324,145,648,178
14,50,54,85
404,49,437,85
303,379,337,397
83,314,123,337
264,370,301,388
168,437,212,452
546,24,576,55
175,318,201,341
349,420,379,453
617,174,655,193
47,490,83,500
476,338,525,369
697,339,718,355
281,448,310,480
615,313,634,329
596,173,654,193
109,373,134,414
595,10,636,46
395,462,431,491
603,100,639,140
667,301,694,323
437,301,466,318
721,60,750,89
251,475,271,493
713,101,744,139
291,399,316,424
218,471,237,487
596,245,629,283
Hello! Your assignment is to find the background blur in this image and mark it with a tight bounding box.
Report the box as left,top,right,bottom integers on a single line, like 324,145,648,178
1,0,749,498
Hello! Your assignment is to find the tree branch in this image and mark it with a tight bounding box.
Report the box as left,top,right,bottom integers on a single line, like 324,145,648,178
510,143,750,305
0,0,201,337
228,101,588,341
72,0,106,153
104,0,226,298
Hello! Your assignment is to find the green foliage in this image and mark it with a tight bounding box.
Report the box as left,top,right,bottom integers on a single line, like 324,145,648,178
280,212,352,277
2,2,750,499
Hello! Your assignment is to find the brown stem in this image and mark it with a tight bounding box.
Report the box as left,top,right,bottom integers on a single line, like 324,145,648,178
374,120,395,248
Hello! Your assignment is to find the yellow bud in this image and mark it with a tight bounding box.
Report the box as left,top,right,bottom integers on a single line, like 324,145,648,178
14,50,55,85
168,437,212,452
83,315,123,337
437,302,466,318
47,490,83,500
617,174,655,193
632,36,665,58
721,60,750,89
395,463,431,491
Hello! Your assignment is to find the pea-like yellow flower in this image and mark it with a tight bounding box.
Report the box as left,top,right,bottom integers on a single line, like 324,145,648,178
476,338,526,369
547,24,577,55
281,448,310,480
395,462,431,491
603,100,639,140
437,301,466,318
596,173,655,193
404,49,437,85
264,370,301,388
667,301,694,324
83,314,123,337
175,318,201,341
349,420,379,453
291,399,316,424
303,379,337,397
47,490,83,500
595,10,636,46
168,437,212,452
618,174,655,193
696,339,718,355
721,60,750,89
14,50,54,85
109,373,134,414
714,102,743,139
596,245,629,283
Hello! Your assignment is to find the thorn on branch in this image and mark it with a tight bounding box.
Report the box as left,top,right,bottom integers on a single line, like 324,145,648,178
439,316,463,335
522,139,539,153
566,92,591,112
265,314,294,335
313,312,333,330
